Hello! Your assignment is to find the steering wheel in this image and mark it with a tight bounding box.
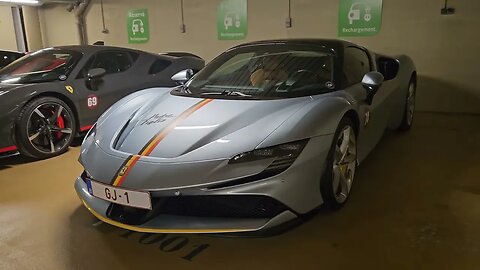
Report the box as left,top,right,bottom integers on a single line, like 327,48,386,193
289,69,327,89
294,69,322,82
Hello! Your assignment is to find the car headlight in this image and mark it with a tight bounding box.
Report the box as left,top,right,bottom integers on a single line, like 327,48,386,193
206,139,310,190
229,139,309,165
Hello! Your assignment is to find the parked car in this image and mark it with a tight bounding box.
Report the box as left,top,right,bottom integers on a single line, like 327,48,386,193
0,45,204,158
76,39,416,234
0,50,25,69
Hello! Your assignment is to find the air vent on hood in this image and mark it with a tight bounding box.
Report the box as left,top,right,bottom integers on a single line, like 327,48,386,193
113,109,142,150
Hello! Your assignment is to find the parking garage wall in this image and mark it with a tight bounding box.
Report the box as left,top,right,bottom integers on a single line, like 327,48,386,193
0,5,18,51
36,0,480,114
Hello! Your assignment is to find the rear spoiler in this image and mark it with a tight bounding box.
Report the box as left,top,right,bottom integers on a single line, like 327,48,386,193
161,52,202,59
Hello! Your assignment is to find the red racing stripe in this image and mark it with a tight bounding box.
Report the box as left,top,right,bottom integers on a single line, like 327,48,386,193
0,145,17,154
80,125,94,132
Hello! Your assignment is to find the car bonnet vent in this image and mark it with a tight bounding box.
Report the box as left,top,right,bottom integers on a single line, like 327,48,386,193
113,109,141,150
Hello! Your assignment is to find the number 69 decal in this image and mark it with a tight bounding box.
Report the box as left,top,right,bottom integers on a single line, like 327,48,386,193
87,95,98,109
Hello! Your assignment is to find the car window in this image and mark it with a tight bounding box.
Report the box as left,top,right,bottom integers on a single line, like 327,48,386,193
208,52,255,79
343,47,371,86
79,51,138,78
0,49,82,84
181,45,334,100
148,59,172,74
0,52,23,68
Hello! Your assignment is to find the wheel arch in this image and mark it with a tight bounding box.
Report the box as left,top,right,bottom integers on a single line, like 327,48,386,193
343,109,360,136
411,71,417,85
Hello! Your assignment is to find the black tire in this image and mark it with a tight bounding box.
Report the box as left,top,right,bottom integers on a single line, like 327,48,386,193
15,97,77,159
320,117,357,210
398,77,416,131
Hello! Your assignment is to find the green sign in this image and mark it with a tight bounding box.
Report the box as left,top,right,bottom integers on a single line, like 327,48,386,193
338,0,383,37
217,0,247,40
127,9,149,43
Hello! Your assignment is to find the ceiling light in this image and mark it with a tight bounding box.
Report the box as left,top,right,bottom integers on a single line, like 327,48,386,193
0,0,42,6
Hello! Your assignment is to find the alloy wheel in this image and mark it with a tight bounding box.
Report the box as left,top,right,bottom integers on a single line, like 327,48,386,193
26,102,74,154
332,125,357,203
406,82,416,126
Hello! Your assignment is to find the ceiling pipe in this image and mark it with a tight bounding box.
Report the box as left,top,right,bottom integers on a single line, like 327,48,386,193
68,0,91,45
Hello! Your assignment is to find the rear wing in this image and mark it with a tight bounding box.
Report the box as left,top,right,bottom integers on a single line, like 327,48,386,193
161,52,202,59
158,52,205,73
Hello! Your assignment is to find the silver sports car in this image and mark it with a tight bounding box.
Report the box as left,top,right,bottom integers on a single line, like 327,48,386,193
75,39,416,234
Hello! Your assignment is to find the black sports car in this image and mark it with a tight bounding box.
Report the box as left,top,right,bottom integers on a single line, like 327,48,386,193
0,45,204,158
0,50,25,69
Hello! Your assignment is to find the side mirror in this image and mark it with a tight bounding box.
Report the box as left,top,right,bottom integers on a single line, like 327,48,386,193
87,68,106,80
171,69,193,85
86,68,106,90
362,71,384,105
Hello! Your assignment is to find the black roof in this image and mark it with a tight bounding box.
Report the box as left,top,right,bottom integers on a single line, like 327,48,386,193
233,38,356,49
50,45,144,54
44,45,181,61
0,49,24,55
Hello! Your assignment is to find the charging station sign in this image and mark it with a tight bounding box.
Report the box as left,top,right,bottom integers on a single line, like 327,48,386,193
338,0,383,37
127,9,149,43
217,0,247,40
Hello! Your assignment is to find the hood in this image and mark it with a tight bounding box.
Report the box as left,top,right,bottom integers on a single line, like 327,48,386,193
0,84,36,102
0,83,24,93
95,92,312,161
0,70,64,85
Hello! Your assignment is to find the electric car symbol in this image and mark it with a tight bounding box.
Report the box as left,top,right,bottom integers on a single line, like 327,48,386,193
132,19,145,35
224,13,241,30
348,3,372,24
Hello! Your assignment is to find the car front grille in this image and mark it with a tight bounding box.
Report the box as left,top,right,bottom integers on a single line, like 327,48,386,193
106,195,289,226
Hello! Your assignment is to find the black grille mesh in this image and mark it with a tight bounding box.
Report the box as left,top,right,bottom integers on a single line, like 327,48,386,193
106,195,288,225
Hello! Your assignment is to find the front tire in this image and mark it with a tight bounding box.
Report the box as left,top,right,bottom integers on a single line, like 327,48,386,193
398,78,416,131
320,117,358,209
16,97,77,159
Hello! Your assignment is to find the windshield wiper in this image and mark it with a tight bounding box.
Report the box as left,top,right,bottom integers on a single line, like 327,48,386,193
225,91,251,97
200,90,251,97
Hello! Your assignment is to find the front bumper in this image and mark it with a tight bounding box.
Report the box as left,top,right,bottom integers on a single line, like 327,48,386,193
75,178,298,233
0,98,22,151
76,134,334,233
0,120,17,155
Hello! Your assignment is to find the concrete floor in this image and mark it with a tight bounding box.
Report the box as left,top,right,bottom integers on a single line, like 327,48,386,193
0,112,479,270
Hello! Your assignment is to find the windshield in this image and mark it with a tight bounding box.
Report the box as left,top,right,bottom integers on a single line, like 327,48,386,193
0,49,82,84
175,44,335,99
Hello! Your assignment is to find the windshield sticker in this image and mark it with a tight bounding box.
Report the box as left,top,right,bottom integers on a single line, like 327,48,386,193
87,95,98,109
140,113,175,126
65,85,74,94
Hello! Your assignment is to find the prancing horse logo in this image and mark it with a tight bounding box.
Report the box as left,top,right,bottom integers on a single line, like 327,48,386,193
119,166,128,176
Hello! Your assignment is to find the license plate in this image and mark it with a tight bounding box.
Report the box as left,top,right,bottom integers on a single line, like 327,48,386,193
86,179,152,210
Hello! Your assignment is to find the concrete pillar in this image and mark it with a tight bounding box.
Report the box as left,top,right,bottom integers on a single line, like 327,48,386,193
22,6,43,51
0,5,17,51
